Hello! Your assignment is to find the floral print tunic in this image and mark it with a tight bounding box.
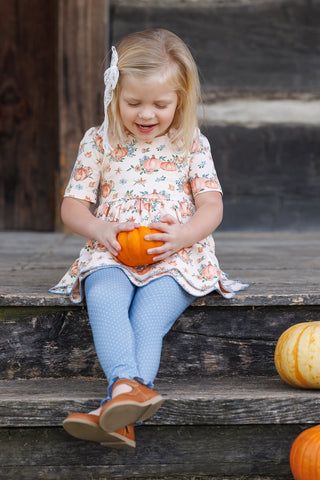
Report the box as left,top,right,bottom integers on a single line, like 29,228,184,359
50,127,247,303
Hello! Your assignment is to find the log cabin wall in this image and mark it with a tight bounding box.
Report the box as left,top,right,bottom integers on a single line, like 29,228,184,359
1,0,319,232
0,0,109,231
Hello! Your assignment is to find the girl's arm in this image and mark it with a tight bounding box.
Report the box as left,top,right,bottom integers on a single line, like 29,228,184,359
146,191,223,261
61,197,137,256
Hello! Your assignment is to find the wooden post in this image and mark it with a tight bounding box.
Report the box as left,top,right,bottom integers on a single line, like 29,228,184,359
57,0,109,228
0,1,59,230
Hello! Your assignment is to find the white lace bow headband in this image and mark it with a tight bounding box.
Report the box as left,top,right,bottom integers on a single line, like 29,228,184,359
98,46,119,154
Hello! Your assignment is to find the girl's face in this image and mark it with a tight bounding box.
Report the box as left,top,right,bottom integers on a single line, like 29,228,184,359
118,73,179,142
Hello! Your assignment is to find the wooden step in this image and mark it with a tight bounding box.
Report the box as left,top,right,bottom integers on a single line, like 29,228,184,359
1,231,319,305
0,425,298,480
1,232,317,478
1,377,320,427
1,232,319,380
110,0,320,99
0,377,311,479
1,301,320,381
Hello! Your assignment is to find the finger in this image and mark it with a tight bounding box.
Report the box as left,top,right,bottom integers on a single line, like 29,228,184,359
108,245,120,256
147,222,171,234
149,251,172,262
144,232,167,242
117,222,139,232
147,246,166,255
159,215,177,225
109,239,121,255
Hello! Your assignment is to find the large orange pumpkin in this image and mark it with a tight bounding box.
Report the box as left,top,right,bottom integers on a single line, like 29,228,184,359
290,425,320,480
116,226,163,267
274,322,320,388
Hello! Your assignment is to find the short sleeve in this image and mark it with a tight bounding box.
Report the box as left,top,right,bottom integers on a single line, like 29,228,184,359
64,126,104,204
189,132,222,197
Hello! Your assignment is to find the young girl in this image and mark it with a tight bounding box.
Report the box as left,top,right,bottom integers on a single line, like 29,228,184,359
51,28,247,449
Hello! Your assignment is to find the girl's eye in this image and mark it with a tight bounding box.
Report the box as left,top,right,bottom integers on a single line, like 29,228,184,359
128,102,140,107
155,104,167,109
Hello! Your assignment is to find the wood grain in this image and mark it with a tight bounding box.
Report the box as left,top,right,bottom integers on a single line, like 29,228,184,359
0,423,300,478
0,231,319,307
203,124,320,231
0,1,58,230
1,377,320,427
1,302,319,380
111,0,320,98
57,0,109,227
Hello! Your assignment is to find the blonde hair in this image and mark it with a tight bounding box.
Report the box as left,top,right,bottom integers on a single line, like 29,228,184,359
107,29,201,152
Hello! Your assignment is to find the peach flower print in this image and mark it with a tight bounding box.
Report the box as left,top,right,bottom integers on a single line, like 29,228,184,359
143,156,162,172
182,181,192,195
179,202,192,217
74,167,88,181
111,145,128,161
101,181,113,198
201,264,221,280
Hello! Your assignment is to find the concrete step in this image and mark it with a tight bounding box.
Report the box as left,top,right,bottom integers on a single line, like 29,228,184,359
0,377,309,479
110,0,320,99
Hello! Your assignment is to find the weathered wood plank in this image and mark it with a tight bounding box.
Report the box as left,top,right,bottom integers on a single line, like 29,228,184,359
0,424,300,478
1,304,319,379
204,124,320,231
0,1,58,230
0,473,291,480
58,0,109,226
1,377,320,427
111,0,320,98
0,232,319,307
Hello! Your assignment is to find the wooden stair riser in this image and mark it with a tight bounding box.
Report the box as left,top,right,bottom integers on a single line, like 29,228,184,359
0,424,303,479
1,305,319,380
111,0,320,98
204,124,320,231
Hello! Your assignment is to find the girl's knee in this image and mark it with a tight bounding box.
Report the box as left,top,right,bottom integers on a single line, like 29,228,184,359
85,267,135,306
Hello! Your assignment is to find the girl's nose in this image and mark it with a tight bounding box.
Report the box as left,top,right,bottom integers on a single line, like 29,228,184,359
138,107,155,120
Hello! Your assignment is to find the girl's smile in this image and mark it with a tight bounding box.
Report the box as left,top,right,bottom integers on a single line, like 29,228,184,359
119,73,178,142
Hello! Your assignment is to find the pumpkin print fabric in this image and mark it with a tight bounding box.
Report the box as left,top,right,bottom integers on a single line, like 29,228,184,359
50,127,248,303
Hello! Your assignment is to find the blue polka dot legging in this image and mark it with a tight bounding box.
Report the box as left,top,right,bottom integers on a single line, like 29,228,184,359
84,267,195,401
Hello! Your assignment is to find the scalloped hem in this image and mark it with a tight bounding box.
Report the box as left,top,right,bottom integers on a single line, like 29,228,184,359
49,264,249,304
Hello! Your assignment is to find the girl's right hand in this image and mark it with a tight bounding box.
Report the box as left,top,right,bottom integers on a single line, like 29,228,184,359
61,197,138,256
95,221,138,257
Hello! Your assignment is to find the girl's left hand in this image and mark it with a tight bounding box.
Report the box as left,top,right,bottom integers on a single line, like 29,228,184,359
145,215,189,262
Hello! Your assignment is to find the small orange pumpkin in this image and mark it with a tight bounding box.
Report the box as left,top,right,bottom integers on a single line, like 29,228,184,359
290,425,320,480
274,322,320,388
116,226,163,267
